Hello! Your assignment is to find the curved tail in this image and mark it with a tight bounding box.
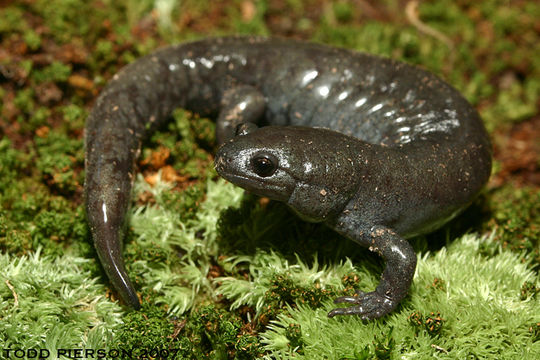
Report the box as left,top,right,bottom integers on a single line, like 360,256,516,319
84,46,194,308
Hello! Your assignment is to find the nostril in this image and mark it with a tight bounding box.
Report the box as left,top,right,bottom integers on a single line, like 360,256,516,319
214,154,230,171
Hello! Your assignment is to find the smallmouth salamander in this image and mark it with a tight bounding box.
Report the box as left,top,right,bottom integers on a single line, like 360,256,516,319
85,37,491,319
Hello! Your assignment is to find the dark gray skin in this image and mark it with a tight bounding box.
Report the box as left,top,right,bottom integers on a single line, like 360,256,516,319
85,37,491,319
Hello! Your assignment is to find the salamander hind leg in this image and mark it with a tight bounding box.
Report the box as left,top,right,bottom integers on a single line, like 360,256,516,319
216,85,266,145
328,225,417,320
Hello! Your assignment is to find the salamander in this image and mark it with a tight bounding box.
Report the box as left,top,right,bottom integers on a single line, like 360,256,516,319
85,36,491,319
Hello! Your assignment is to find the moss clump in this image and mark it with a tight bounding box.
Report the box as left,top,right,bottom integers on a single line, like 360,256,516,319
35,129,84,194
0,138,30,195
0,7,26,33
0,211,33,255
485,186,540,270
111,303,176,353
158,183,206,223
408,311,445,337
530,322,540,343
145,110,215,180
520,281,539,301
263,273,338,312
0,136,87,256
0,249,123,351
372,327,396,360
31,61,72,84
1,194,88,257
261,235,539,359
112,304,263,359
284,323,304,354
31,201,88,254
183,305,263,359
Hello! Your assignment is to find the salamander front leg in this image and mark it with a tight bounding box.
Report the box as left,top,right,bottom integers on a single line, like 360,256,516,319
328,225,417,320
216,85,265,145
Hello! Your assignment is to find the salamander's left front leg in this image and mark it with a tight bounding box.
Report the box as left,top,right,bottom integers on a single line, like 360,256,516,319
328,225,417,320
216,85,265,145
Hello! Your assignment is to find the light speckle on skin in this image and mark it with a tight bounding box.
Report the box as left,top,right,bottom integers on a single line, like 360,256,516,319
368,103,384,113
301,70,318,86
317,85,330,98
101,203,108,223
200,57,214,68
355,98,367,107
182,59,196,69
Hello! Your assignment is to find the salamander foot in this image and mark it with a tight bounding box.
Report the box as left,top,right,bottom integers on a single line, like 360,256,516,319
327,290,397,320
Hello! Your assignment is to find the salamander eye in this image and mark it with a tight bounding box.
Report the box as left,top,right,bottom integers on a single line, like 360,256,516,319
251,153,278,177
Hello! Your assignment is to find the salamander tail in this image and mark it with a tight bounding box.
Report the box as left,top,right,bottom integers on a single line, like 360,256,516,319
94,230,141,309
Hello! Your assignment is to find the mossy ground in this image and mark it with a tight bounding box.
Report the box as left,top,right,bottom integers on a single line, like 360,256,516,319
0,1,538,359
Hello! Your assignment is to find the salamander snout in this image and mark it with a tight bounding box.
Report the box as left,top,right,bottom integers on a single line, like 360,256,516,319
214,146,230,175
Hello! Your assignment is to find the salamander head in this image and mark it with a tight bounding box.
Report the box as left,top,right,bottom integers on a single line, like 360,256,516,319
214,126,298,202
215,125,363,222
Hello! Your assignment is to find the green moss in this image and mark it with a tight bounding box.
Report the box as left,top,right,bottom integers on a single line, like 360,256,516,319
520,281,539,301
2,179,48,223
284,323,304,354
13,88,35,115
263,273,339,312
185,305,263,359
32,0,94,42
31,202,88,254
23,29,42,50
28,107,51,129
332,1,354,23
0,132,87,257
147,110,215,179
0,7,26,33
485,186,540,269
0,211,33,255
229,0,269,35
482,80,538,129
408,311,445,337
32,61,72,84
0,249,123,351
111,303,176,352
372,327,395,359
261,235,539,359
1,162,87,257
531,322,540,343
110,303,264,359
35,130,84,194
90,39,117,70
121,178,244,315
159,183,206,222
61,104,87,133
0,1,538,358
0,139,27,194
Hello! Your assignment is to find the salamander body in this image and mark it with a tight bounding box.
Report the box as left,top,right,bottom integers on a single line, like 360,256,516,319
85,37,491,319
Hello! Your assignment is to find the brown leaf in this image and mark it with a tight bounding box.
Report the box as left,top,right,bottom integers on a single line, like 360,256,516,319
68,74,94,91
140,146,171,169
